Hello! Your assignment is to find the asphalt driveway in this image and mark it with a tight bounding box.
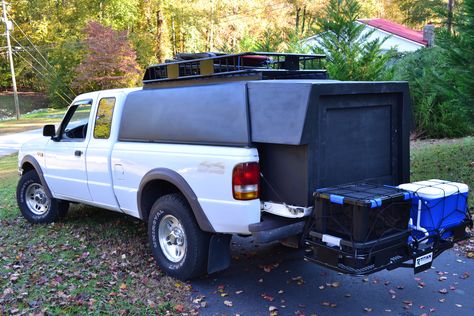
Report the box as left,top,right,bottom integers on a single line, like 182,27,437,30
191,236,474,316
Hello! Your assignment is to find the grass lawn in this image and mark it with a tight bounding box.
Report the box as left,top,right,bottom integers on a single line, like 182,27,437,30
0,138,472,314
0,108,65,135
0,155,194,315
411,137,474,209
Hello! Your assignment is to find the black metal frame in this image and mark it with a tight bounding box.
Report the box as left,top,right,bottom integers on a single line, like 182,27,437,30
304,219,472,275
143,52,327,85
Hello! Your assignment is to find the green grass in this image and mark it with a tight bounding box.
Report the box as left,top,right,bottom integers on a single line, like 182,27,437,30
411,137,474,209
0,108,65,135
0,154,192,315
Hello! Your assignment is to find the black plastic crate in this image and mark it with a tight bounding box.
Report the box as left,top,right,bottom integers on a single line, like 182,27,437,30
313,183,412,242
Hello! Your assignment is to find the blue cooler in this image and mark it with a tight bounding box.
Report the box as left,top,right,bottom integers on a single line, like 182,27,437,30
398,179,469,239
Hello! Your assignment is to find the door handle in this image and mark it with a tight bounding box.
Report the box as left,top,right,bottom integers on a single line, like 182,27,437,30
74,150,83,157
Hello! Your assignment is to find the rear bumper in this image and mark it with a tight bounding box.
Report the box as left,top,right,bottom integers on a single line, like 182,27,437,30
248,213,307,243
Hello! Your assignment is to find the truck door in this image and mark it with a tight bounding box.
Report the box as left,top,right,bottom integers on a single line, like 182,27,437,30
85,93,120,210
43,100,93,202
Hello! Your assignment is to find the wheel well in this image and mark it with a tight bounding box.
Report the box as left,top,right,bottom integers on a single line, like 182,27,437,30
140,180,182,221
22,162,35,174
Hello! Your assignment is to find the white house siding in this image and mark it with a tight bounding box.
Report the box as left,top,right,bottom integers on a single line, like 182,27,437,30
304,22,425,53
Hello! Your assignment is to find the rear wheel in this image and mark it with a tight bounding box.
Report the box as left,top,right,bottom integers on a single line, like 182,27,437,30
148,193,210,280
16,170,69,223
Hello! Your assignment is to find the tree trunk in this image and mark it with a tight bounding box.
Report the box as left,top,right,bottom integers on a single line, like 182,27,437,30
447,0,454,34
156,9,165,62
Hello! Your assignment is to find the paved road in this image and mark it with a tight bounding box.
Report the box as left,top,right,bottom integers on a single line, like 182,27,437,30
191,236,474,316
0,128,42,157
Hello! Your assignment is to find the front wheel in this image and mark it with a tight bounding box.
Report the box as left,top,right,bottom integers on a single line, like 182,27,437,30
16,170,69,223
148,193,210,280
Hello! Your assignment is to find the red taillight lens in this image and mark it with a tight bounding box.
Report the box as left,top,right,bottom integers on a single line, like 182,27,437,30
232,162,260,200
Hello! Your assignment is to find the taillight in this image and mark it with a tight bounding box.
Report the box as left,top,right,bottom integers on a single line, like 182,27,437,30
232,162,260,200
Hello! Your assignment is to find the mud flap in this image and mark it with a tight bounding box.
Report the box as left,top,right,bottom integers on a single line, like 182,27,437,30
207,234,232,274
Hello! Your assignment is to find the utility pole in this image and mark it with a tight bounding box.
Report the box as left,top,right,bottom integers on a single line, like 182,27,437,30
2,0,20,120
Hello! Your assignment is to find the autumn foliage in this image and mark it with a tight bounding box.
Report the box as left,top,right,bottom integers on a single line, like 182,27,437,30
74,21,141,92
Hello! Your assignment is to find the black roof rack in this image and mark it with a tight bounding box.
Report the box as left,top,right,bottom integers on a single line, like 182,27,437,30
143,52,327,87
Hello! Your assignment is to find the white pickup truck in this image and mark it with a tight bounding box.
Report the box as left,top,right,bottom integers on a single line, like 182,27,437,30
19,53,467,280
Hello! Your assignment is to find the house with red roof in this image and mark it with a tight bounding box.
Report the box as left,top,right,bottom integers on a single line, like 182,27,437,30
305,18,434,53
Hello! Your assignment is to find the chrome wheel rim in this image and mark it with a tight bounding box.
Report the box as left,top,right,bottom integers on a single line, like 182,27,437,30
25,183,51,215
158,214,186,263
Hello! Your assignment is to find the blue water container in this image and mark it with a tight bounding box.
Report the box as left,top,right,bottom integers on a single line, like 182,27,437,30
398,179,469,239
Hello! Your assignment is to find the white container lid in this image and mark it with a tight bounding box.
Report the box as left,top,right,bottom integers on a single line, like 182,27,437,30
398,179,469,199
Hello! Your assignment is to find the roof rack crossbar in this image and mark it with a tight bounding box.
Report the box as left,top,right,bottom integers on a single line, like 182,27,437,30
143,52,327,86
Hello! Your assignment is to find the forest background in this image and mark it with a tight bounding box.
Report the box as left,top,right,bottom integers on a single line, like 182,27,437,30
0,0,473,138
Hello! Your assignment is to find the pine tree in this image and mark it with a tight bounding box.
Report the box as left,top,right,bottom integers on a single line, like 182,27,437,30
312,0,394,81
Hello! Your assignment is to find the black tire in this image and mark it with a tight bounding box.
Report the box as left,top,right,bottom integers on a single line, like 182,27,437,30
16,170,69,224
148,193,210,280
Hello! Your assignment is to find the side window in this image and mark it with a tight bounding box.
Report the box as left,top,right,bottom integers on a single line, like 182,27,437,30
94,98,116,139
61,103,92,140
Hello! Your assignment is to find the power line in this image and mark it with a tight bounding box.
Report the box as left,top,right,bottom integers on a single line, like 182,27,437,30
7,12,77,96
13,51,74,104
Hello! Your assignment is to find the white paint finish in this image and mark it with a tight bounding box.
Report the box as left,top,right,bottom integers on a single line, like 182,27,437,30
111,142,260,233
0,128,43,157
43,138,92,201
198,198,260,233
19,87,263,234
85,90,136,210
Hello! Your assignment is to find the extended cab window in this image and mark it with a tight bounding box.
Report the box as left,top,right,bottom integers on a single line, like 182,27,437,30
94,98,116,139
61,102,92,141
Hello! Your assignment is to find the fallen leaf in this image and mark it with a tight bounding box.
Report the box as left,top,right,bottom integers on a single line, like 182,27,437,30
261,293,274,302
119,283,127,290
175,304,185,313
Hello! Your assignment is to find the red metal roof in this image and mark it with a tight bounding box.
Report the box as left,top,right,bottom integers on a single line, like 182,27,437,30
358,18,428,46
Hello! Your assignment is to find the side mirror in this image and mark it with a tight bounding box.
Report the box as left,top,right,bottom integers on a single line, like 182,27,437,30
43,124,56,137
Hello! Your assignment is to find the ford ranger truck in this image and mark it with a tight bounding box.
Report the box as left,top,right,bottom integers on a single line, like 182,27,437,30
17,53,469,279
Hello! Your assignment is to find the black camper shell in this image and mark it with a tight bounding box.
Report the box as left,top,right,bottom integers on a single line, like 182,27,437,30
120,53,411,207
